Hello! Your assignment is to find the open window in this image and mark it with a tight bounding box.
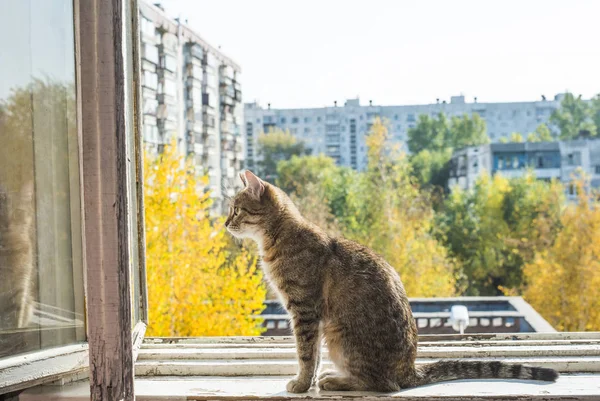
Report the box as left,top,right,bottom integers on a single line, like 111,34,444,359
0,0,147,397
2,1,600,400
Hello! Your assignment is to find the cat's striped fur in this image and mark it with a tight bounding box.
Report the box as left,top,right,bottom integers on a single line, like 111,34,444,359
226,170,558,393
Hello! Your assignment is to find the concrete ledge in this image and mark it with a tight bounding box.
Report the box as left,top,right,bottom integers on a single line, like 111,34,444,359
19,374,600,400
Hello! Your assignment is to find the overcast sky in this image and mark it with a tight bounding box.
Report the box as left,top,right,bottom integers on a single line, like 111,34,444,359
158,0,599,108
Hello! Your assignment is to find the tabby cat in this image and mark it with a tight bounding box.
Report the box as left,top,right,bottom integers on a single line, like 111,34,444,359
226,170,558,393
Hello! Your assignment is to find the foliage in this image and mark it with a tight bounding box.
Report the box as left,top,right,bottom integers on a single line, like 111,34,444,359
549,92,597,139
449,113,489,149
407,113,488,188
534,123,554,141
523,177,600,331
437,173,563,295
410,148,453,189
280,120,457,297
144,142,266,336
256,129,309,182
592,94,600,135
407,113,450,154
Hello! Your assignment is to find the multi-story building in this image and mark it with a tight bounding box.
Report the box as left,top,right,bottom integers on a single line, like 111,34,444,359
448,139,600,197
139,2,244,211
244,95,566,171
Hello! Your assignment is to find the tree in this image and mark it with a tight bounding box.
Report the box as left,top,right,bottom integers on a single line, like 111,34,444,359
449,113,489,149
437,173,563,295
534,123,553,141
410,148,453,189
523,177,600,331
549,92,596,139
407,113,449,154
144,142,266,336
350,119,457,297
276,154,339,195
591,94,600,137
256,129,309,182
503,132,524,143
408,113,488,188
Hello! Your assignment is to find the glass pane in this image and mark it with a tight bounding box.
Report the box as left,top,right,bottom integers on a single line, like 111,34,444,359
124,0,141,327
0,0,84,358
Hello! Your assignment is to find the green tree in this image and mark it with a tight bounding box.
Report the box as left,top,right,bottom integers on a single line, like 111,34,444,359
276,154,339,195
449,113,489,149
408,113,488,188
407,113,449,154
534,123,553,141
549,92,596,139
410,148,453,189
591,94,600,135
437,173,563,295
346,119,457,296
256,129,309,182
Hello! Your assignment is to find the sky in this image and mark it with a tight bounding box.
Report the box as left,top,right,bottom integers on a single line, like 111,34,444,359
163,1,597,108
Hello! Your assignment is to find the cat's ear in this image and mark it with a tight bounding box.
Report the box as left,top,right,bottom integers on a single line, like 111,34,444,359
239,172,247,187
244,170,265,199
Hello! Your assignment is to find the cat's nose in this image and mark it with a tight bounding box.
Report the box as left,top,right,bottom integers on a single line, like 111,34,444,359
225,218,231,227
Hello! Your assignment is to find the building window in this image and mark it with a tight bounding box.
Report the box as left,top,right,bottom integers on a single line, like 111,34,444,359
162,54,177,72
498,156,504,169
304,128,311,133
317,116,321,122
596,165,600,174
291,117,299,124
304,117,310,123
280,117,286,124
256,118,261,123
407,114,415,122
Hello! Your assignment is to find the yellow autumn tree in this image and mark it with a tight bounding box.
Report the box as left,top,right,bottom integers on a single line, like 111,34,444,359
144,142,266,336
523,177,600,331
359,118,457,297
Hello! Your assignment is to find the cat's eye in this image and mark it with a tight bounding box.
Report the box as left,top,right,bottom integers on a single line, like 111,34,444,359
233,207,240,216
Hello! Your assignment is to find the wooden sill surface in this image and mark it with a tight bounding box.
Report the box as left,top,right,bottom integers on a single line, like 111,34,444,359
19,374,600,400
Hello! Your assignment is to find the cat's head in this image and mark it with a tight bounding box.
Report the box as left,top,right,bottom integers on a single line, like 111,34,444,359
225,170,286,242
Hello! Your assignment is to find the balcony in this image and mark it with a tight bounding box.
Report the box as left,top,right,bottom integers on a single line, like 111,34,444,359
157,93,176,105
219,76,233,86
221,131,234,143
203,112,216,128
233,89,242,101
187,43,204,60
187,120,202,133
220,94,234,106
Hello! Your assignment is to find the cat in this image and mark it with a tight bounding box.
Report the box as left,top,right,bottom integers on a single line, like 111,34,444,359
0,182,35,331
225,170,559,393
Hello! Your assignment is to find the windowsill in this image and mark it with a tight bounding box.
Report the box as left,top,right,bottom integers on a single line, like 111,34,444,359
18,374,600,400
17,333,600,400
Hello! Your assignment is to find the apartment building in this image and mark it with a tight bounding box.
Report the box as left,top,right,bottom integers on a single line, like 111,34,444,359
244,95,565,171
139,2,244,211
448,139,600,197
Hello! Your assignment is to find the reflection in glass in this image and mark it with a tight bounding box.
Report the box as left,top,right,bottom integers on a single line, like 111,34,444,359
0,0,83,358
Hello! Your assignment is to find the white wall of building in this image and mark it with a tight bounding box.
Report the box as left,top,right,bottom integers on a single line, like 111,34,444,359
244,95,563,171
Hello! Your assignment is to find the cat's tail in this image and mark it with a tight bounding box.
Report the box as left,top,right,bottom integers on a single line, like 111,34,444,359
402,360,558,388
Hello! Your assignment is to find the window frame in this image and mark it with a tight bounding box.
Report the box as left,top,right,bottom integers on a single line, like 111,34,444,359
0,0,147,398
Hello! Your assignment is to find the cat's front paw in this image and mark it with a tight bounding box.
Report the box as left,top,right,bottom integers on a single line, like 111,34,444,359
286,377,312,393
